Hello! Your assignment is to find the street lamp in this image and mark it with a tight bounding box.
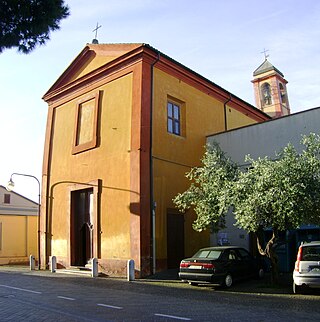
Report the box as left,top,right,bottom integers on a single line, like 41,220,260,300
6,173,41,269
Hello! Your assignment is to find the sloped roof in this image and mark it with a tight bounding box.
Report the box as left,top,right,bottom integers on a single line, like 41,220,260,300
43,43,270,121
0,185,38,216
253,59,284,77
43,43,144,96
0,185,38,206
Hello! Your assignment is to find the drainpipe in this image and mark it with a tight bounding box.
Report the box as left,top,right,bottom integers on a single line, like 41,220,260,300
150,52,160,275
44,107,56,269
223,94,232,131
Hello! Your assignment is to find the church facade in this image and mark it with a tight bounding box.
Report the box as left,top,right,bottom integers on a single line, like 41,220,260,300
40,43,269,277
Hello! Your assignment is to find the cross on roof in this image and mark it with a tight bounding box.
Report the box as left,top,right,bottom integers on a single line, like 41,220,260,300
261,48,269,60
92,22,102,42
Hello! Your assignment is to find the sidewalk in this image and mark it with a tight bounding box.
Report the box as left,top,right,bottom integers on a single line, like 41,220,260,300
144,268,180,281
138,266,293,295
0,264,293,294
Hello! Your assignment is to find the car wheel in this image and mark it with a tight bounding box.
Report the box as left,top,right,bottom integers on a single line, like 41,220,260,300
257,268,264,279
293,282,302,294
224,274,233,288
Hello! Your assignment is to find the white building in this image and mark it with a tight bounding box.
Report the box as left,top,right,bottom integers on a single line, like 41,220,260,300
0,185,39,265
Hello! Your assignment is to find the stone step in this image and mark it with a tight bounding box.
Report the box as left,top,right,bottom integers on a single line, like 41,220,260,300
55,266,92,276
70,265,91,271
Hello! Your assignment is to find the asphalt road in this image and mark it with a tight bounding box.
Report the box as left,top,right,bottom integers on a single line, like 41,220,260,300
0,266,319,321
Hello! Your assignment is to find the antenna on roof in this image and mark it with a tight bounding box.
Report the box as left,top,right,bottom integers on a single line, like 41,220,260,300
92,22,102,44
261,48,269,60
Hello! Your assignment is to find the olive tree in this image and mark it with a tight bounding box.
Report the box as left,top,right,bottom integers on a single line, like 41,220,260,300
231,134,320,283
173,142,238,233
174,134,320,284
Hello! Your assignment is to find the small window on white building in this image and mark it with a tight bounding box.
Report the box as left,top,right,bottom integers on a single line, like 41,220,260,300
4,194,10,204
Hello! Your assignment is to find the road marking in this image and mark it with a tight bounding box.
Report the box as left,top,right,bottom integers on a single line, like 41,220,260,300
0,284,42,294
97,303,123,310
57,296,76,301
155,313,191,320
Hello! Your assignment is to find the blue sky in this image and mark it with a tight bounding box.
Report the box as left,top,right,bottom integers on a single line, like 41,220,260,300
1,0,319,201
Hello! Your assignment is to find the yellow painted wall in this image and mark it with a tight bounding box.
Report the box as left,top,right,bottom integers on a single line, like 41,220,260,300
70,56,119,83
226,106,259,130
27,215,38,258
152,68,258,260
0,215,37,262
49,73,133,262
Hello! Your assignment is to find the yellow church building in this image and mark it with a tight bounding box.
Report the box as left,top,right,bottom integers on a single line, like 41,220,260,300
40,43,269,277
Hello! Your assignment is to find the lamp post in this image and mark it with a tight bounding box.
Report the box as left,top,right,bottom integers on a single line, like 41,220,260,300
6,173,41,269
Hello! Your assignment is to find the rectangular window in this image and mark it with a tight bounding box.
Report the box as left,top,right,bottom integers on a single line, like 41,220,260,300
4,194,10,204
72,91,101,155
167,101,181,135
76,99,96,146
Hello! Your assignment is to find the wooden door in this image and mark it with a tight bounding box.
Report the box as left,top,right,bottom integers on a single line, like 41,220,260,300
167,212,185,268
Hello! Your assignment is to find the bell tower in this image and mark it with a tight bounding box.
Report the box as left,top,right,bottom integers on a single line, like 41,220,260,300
252,55,290,118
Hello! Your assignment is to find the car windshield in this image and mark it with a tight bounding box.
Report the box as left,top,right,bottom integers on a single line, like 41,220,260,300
194,249,222,260
302,245,320,261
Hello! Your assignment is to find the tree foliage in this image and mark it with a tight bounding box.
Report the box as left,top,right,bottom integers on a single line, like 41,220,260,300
173,142,238,232
173,134,320,284
231,134,320,283
232,134,320,233
0,0,69,54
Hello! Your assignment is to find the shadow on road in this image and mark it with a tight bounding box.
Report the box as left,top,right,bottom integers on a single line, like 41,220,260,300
142,268,298,295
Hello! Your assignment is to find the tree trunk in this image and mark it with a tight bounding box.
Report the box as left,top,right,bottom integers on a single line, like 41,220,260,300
256,230,279,285
268,243,279,285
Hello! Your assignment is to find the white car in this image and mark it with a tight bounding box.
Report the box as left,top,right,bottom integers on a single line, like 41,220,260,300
293,241,320,294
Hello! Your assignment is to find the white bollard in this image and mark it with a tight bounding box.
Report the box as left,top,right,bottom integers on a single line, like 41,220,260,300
92,258,98,277
127,259,135,281
49,256,57,273
29,255,35,270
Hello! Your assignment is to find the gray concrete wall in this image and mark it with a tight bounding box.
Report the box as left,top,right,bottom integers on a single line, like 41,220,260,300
207,107,320,167
210,208,249,249
206,107,320,250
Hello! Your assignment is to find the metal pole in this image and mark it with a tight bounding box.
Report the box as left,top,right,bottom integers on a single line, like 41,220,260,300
152,203,156,275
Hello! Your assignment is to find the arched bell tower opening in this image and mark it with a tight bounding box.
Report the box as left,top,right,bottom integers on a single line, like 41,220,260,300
252,56,290,118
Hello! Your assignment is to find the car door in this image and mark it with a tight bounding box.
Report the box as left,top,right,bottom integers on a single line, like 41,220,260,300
227,249,244,280
236,248,256,278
